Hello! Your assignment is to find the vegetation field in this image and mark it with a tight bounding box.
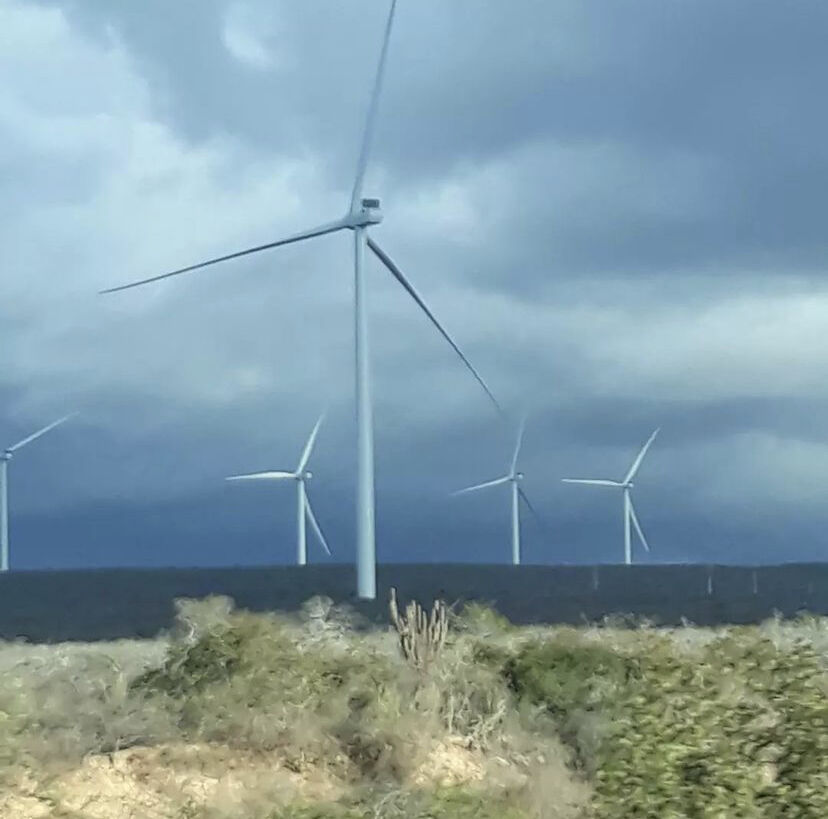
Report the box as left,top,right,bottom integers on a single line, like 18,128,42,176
1,594,827,818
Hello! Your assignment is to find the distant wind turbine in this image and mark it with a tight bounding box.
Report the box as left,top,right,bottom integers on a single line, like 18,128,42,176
99,0,501,600
452,418,543,566
562,428,660,566
226,415,331,565
1,413,77,573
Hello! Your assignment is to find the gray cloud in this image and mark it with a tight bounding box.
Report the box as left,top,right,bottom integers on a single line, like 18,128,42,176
3,0,828,569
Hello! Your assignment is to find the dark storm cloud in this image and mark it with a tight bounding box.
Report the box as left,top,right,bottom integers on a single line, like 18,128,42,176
47,0,828,282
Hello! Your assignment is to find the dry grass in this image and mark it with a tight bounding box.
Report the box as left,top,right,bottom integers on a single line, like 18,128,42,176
0,596,591,818
1,597,826,818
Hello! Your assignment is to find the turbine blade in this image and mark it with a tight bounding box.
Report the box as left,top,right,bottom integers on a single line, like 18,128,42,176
99,218,350,294
518,487,546,532
510,415,527,474
225,471,297,481
349,0,398,213
561,479,622,487
304,493,331,556
628,497,650,552
623,427,660,484
452,476,511,496
7,412,77,453
367,238,503,417
297,414,325,473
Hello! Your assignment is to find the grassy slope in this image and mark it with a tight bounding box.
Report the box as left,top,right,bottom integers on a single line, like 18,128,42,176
1,596,827,818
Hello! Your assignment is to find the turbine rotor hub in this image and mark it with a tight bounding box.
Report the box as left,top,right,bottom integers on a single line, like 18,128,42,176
1,451,11,461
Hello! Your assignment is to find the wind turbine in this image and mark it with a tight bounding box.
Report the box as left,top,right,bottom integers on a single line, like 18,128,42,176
452,418,543,566
562,428,660,566
99,0,501,600
1,413,77,572
225,414,330,565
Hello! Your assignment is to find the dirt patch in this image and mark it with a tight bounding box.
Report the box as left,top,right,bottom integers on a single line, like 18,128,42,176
1,736,534,818
3,743,347,819
409,735,488,788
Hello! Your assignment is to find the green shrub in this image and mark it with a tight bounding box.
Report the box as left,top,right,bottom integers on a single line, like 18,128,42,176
593,635,828,818
268,787,530,819
746,639,828,817
134,622,246,696
451,601,515,635
592,639,772,817
504,634,641,720
469,639,514,671
132,601,398,773
412,786,529,818
494,628,828,818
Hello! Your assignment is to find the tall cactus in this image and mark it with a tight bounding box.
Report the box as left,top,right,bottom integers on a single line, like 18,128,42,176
388,586,448,669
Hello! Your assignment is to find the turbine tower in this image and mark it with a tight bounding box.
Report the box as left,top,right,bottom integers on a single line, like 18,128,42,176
1,413,77,573
99,0,501,600
225,415,331,565
562,428,660,565
452,418,543,565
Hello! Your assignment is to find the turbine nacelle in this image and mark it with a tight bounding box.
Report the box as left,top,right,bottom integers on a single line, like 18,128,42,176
1,451,12,462
302,470,313,481
514,472,525,481
351,197,383,227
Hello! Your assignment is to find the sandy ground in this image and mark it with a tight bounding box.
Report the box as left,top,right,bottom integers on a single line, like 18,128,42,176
0,634,541,817
0,737,513,819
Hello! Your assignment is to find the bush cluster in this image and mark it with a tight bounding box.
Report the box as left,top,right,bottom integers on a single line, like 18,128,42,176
126,601,828,817
4,596,827,818
131,599,531,774
494,624,828,818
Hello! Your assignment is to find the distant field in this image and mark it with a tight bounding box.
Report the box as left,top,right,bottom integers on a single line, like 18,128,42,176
1,594,827,818
1,562,827,642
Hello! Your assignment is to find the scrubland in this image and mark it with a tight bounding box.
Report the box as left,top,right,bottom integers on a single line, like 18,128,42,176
1,594,827,818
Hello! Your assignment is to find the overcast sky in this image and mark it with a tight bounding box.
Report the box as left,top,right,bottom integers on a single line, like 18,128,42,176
3,0,828,570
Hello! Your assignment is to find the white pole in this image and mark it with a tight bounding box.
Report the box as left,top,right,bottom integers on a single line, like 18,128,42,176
623,489,631,566
0,459,8,573
511,480,520,566
297,480,307,566
752,569,758,595
355,226,376,599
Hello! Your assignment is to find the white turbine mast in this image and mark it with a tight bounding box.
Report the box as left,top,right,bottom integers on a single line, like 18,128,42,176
1,413,78,573
452,416,544,565
562,428,659,565
100,0,502,600
226,415,331,565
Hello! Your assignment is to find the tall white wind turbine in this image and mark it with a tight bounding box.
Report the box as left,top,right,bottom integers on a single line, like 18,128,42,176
225,415,331,565
99,0,501,600
1,413,77,573
562,428,660,565
452,418,543,566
